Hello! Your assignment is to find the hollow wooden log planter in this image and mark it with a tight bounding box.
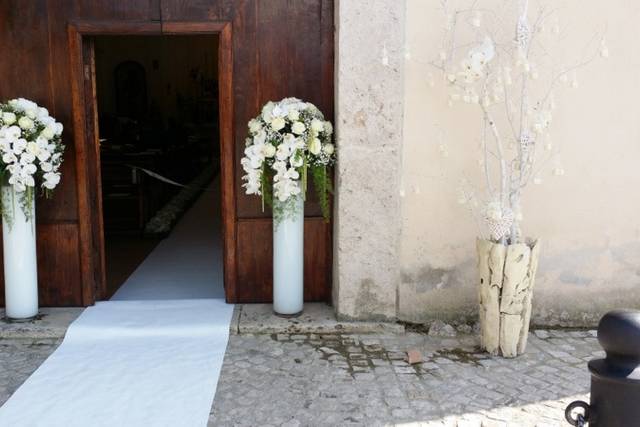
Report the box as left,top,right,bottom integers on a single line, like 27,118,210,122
477,238,541,358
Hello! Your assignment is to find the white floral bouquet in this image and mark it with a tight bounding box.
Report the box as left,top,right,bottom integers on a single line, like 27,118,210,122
0,98,64,220
241,97,335,223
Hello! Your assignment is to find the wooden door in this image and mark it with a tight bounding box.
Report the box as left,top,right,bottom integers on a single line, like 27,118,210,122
0,0,334,307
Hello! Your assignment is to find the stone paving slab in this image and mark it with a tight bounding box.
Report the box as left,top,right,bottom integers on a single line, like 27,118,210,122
235,303,405,335
0,308,83,339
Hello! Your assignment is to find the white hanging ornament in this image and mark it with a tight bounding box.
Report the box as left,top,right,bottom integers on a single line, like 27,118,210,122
472,12,482,28
381,44,389,67
531,68,539,80
444,14,454,31
571,72,579,88
427,73,435,88
438,143,449,158
551,17,561,35
600,39,609,58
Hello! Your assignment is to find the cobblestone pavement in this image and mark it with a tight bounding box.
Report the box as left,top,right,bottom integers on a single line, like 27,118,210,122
0,339,61,406
210,331,598,427
0,331,599,426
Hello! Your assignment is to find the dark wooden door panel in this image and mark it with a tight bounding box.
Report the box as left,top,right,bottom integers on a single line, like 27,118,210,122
234,0,334,219
160,0,235,21
235,218,331,303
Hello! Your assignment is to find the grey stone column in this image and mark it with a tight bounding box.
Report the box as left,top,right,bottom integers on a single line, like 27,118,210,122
333,0,405,320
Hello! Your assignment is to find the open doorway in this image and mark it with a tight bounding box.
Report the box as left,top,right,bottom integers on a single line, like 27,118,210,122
92,35,224,301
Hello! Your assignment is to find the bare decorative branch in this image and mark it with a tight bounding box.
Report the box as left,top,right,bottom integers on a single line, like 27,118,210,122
428,0,605,244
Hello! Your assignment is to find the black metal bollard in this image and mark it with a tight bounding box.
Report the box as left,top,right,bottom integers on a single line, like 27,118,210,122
565,309,640,426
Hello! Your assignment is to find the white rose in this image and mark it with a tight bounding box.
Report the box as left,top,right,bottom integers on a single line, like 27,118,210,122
41,126,55,140
291,121,306,135
263,144,276,158
261,102,275,122
26,141,39,155
40,162,53,172
309,138,322,155
2,112,16,125
37,107,49,119
271,117,286,132
311,119,324,133
25,109,37,119
253,130,266,145
323,143,335,155
287,110,300,121
248,119,262,133
53,122,63,136
324,121,333,134
18,117,34,130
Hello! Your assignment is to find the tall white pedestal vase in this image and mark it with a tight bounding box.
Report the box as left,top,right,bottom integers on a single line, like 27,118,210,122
273,195,304,316
0,98,65,320
2,186,38,320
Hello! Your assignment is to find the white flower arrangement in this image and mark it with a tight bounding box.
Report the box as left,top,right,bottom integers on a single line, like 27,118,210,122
431,0,605,244
144,166,215,236
241,97,335,224
0,98,64,221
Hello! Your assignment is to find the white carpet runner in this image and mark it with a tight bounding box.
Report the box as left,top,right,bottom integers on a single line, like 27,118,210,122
0,180,233,426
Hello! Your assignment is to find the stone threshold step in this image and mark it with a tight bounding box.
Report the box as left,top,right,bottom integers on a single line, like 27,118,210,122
0,303,404,340
232,303,405,335
0,308,84,340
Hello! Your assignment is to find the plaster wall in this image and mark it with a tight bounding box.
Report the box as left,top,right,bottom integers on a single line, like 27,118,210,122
401,0,640,327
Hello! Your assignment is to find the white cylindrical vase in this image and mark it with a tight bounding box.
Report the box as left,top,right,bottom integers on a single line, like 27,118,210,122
2,186,38,321
273,195,304,316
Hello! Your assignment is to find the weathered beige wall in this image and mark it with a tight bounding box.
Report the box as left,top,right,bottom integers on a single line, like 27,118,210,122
401,0,640,326
333,0,405,320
